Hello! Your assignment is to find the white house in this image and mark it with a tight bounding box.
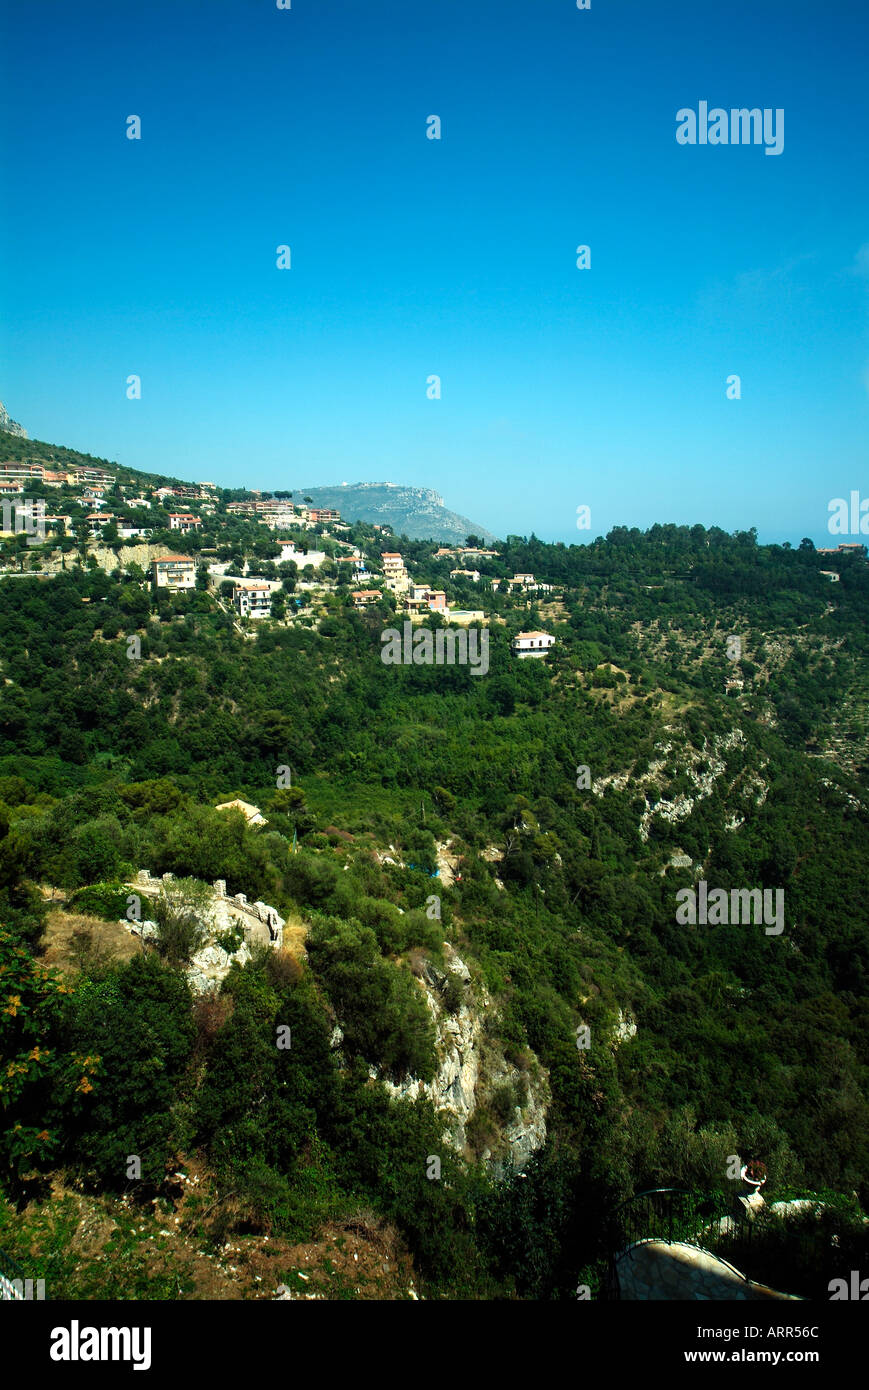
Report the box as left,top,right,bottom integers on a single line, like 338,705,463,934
233,582,272,619
152,555,197,589
279,543,326,568
168,512,202,532
511,630,556,658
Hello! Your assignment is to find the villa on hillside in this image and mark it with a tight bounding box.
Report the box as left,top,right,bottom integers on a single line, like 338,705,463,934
152,555,197,589
336,555,367,578
232,582,272,619
816,543,867,559
511,631,556,658
509,572,557,594
405,587,448,615
168,512,202,532
381,551,410,595
434,545,499,560
71,466,114,488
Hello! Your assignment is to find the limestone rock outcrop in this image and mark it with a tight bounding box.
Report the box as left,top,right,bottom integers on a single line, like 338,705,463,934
0,401,27,438
378,945,549,1173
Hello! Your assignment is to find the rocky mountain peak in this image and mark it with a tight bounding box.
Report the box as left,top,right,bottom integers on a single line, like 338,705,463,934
0,401,28,438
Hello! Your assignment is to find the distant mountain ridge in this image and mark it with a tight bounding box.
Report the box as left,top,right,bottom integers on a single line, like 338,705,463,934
293,482,498,544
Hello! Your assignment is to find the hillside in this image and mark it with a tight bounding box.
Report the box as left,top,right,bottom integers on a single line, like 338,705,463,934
0,431,497,543
0,431,867,1300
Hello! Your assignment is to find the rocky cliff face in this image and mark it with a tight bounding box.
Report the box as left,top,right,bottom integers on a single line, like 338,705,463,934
591,727,760,848
378,945,549,1173
0,402,27,438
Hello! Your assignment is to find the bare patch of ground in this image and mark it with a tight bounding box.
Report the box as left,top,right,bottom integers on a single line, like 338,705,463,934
40,908,142,976
2,1163,419,1301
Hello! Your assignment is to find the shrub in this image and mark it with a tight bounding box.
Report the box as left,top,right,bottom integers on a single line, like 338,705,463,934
491,1083,517,1124
308,916,437,1081
214,922,245,954
68,881,130,921
153,877,215,967
442,974,464,1014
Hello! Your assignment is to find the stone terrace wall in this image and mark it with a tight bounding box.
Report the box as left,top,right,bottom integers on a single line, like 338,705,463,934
130,870,284,950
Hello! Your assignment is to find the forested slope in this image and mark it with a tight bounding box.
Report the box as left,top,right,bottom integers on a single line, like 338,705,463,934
1,516,867,1298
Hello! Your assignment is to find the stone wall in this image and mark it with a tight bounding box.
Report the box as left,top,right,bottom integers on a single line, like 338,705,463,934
123,870,285,994
130,870,284,950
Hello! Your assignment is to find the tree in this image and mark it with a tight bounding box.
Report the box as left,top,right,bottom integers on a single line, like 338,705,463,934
153,876,215,967
63,954,195,1184
308,917,436,1081
0,930,93,1186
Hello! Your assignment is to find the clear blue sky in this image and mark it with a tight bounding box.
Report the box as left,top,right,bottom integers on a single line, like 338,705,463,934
1,0,867,545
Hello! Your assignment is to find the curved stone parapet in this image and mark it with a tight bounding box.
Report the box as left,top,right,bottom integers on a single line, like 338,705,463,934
615,1240,801,1301
126,871,284,952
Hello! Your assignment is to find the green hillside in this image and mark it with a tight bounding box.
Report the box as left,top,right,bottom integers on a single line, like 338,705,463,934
0,435,867,1300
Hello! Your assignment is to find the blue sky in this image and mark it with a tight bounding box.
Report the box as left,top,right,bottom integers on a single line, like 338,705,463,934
1,0,867,545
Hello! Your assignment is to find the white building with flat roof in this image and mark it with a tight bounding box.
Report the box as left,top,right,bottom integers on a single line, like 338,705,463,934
511,631,555,658
233,582,272,619
152,556,197,589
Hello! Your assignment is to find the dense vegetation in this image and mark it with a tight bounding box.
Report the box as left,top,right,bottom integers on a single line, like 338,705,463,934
1,443,867,1297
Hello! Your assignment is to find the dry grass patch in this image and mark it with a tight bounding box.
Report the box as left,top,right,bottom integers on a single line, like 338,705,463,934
41,908,141,976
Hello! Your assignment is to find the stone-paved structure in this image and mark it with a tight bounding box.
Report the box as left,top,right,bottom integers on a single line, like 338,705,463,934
122,871,285,994
130,870,283,947
615,1240,800,1301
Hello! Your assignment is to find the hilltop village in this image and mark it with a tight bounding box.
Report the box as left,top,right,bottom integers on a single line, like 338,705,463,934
0,446,567,656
